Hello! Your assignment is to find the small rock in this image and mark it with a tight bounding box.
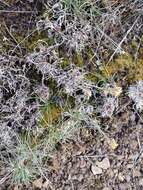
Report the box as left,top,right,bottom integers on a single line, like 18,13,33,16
118,173,125,182
102,187,111,190
113,169,118,174
13,186,19,190
117,162,122,167
109,169,114,178
126,164,133,169
133,169,141,177
96,158,110,170
43,180,49,188
118,183,131,190
126,175,131,182
91,165,102,175
80,158,87,168
131,140,138,150
139,178,143,186
27,0,34,2
33,178,43,189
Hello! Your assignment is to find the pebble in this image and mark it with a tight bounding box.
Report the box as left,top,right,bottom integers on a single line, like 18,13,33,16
91,165,102,175
96,158,110,170
139,178,143,186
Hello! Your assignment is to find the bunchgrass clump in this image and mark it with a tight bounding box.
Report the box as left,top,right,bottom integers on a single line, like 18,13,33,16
9,139,44,185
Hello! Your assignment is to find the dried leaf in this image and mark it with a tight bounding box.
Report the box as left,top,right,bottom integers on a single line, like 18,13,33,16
104,86,122,97
110,138,118,150
83,88,92,99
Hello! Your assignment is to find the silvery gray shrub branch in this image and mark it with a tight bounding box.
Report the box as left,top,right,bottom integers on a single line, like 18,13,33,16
27,51,93,97
0,56,40,131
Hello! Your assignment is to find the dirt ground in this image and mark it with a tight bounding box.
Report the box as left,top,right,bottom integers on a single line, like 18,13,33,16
36,99,143,190
1,96,143,190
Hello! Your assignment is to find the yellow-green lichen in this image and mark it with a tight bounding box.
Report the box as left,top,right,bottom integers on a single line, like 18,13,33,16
102,52,143,83
15,31,51,53
73,53,84,67
39,102,62,127
61,57,71,69
0,24,51,54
